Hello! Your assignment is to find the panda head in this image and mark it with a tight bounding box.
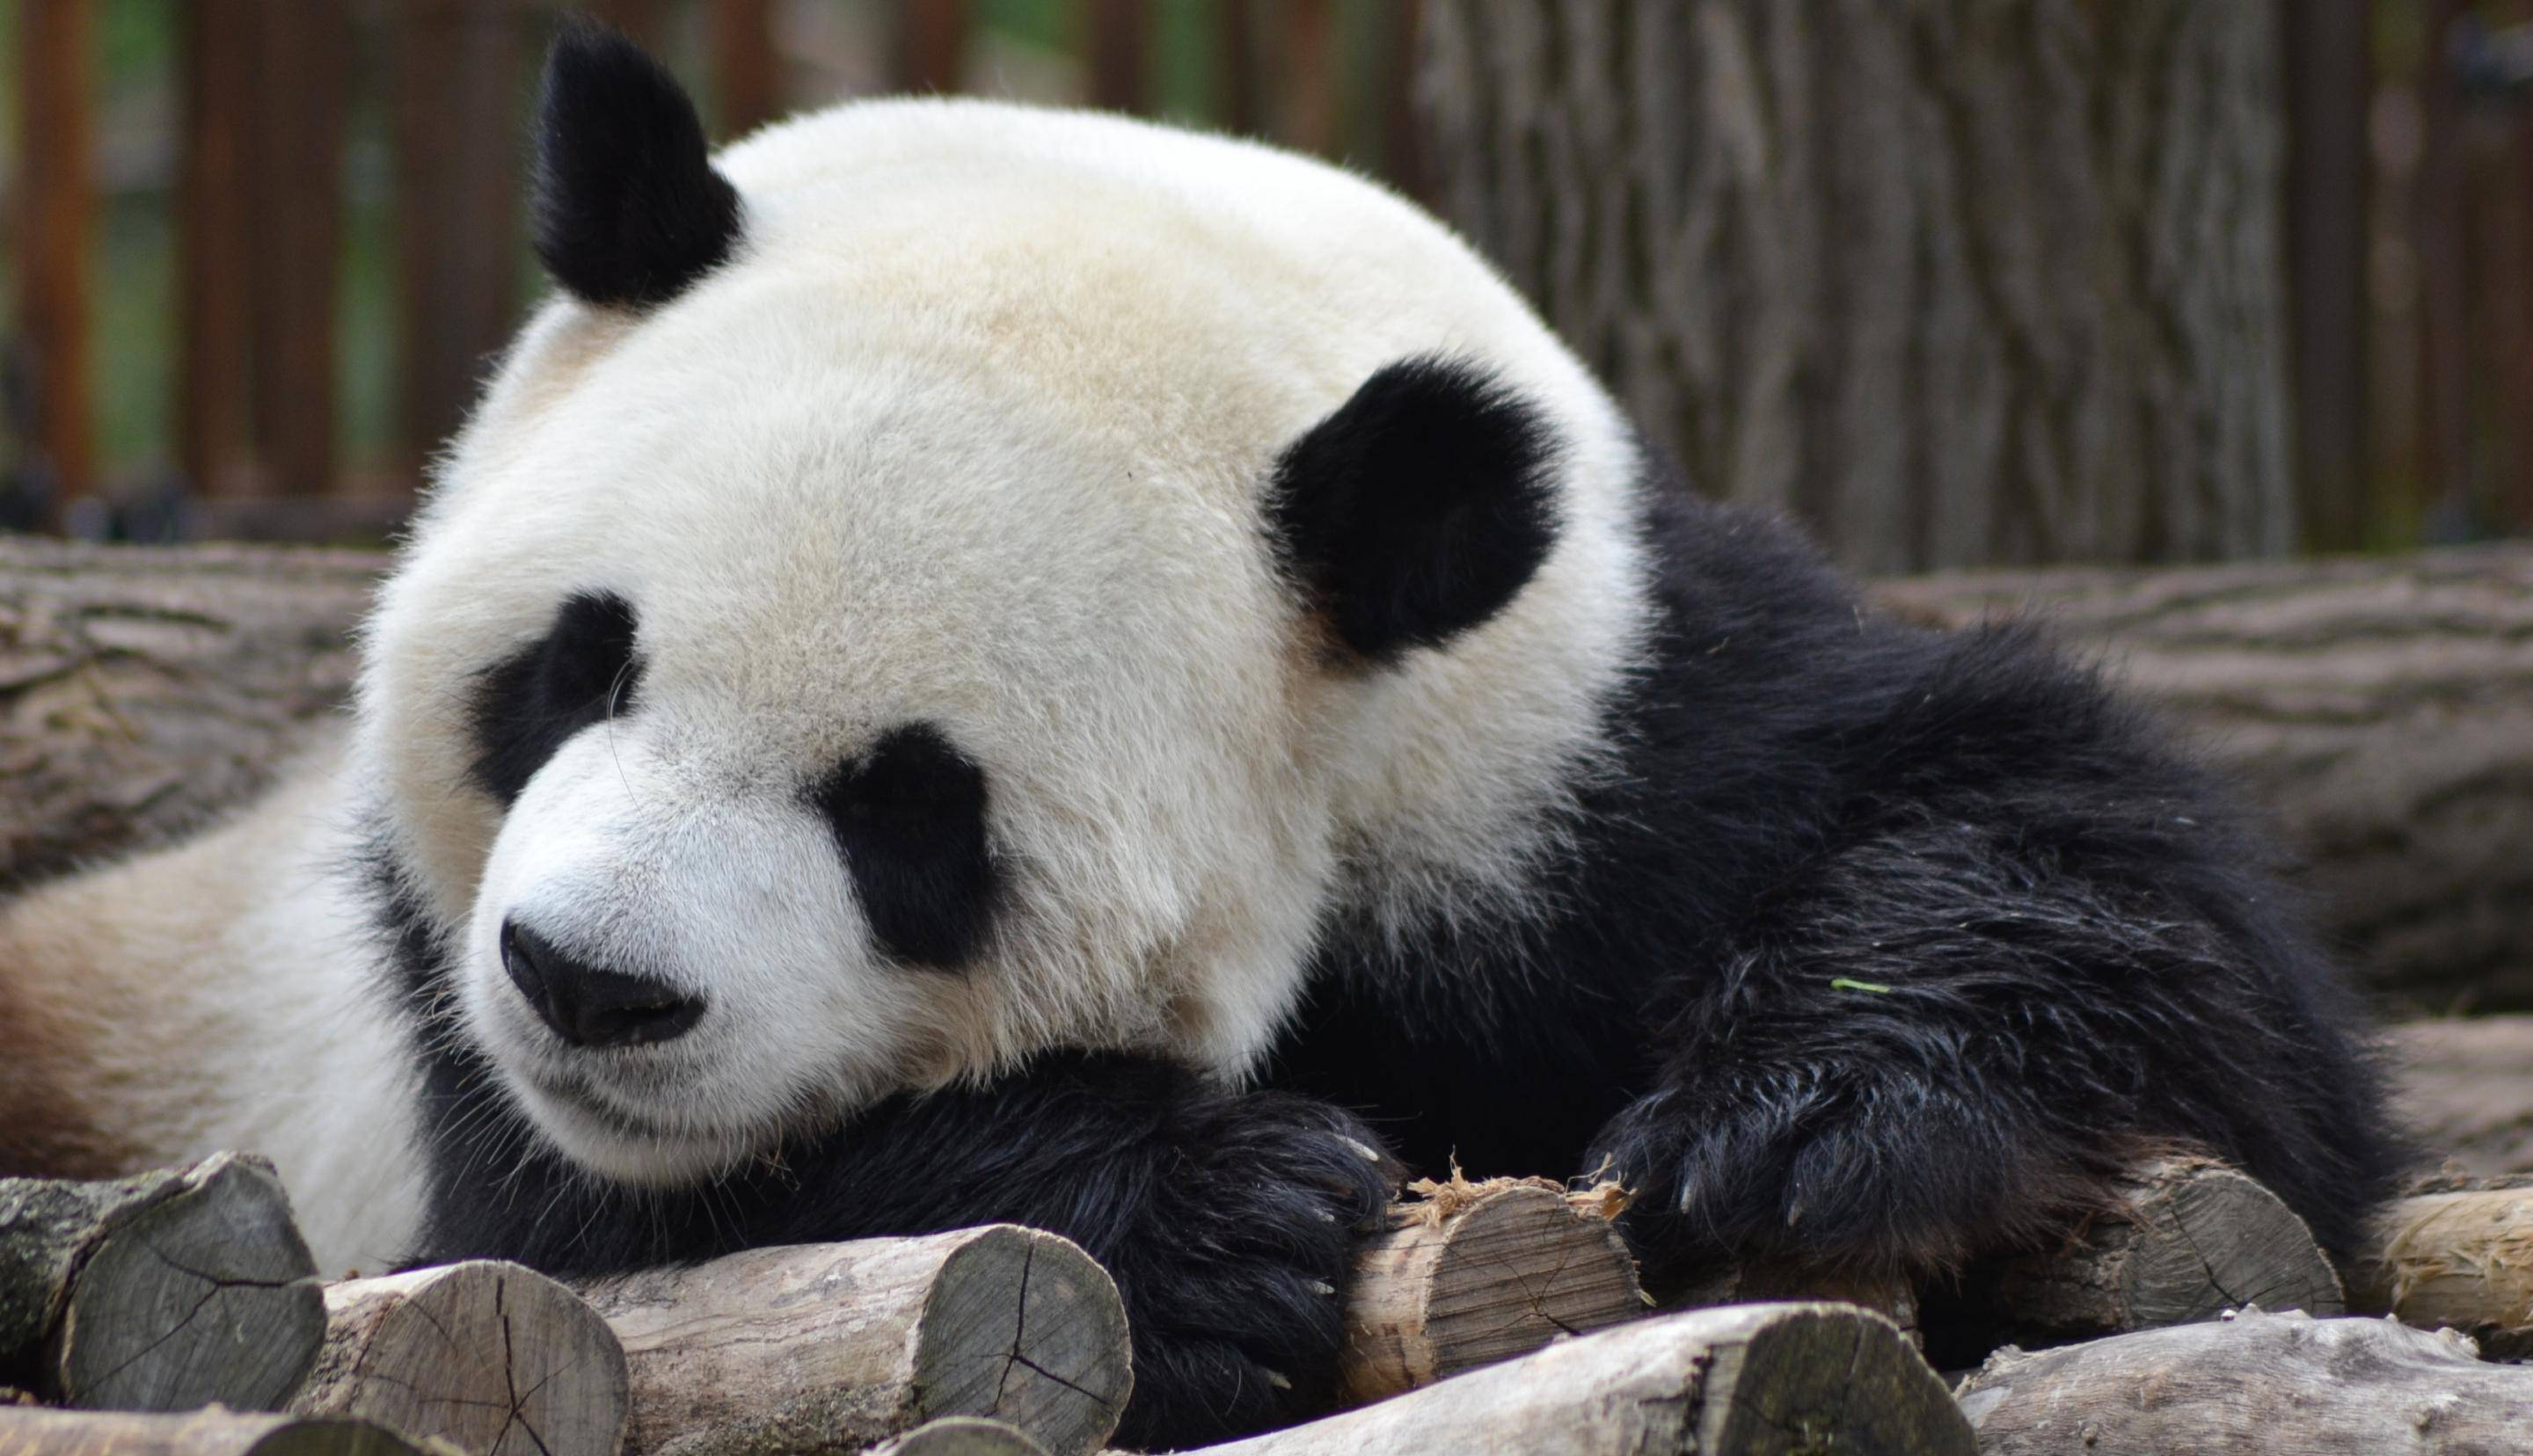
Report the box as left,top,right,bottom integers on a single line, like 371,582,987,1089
355,24,1651,1186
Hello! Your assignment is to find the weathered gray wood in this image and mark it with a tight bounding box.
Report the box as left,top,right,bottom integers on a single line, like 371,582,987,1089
1420,1,2294,575
0,540,380,893
1194,1304,1971,1456
0,1407,422,1456
863,1419,1048,1456
0,1154,325,1412
291,1261,629,1456
1874,546,2533,1005
1340,1177,1645,1402
1955,1306,2533,1454
577,1227,1130,1456
2392,1017,2533,1176
1956,1156,2343,1350
2348,1184,2533,1358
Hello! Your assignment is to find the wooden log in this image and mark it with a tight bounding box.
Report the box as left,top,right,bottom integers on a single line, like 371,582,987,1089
1955,1306,2533,1454
0,1154,325,1412
1186,1303,1970,1455
1924,1155,2343,1363
865,1419,1048,1456
1873,545,2533,1005
2348,1183,2533,1358
0,541,382,892
1339,1176,1645,1403
2391,1016,2533,1177
290,1261,629,1456
0,1408,424,1456
576,1226,1130,1456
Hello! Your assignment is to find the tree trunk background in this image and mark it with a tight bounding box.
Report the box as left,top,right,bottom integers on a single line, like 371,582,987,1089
1418,1,2296,573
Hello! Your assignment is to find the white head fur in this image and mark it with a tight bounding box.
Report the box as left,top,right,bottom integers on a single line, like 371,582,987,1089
354,52,1650,1185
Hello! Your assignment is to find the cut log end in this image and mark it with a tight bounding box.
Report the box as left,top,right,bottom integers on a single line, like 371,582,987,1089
46,1154,327,1412
1197,1303,1972,1456
1930,1155,2342,1360
0,1406,425,1456
912,1227,1131,1455
1341,1181,1646,1402
294,1261,628,1456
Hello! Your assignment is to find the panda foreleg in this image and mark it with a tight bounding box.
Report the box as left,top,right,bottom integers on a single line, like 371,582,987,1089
747,1053,1400,1447
1586,813,2403,1293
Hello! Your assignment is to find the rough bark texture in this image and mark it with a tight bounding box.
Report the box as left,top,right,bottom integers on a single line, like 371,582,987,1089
2348,1184,2533,1358
0,1154,325,1412
0,1409,421,1456
1955,1306,2533,1454
1924,1156,2342,1365
866,1420,1048,1456
2391,1017,2533,1176
1872,545,2533,1005
1339,1178,1646,1403
292,1263,629,1456
575,1227,1130,1456
1419,1,2294,574
1191,1304,1972,1456
0,540,381,892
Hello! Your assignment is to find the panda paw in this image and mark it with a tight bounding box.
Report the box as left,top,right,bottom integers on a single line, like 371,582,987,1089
1099,1086,1400,1448
1587,1077,2074,1295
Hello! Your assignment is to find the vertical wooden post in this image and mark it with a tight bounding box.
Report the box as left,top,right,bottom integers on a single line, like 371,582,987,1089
13,0,96,528
246,4,351,499
1217,0,1262,135
899,0,971,94
1082,0,1150,113
2417,0,2475,535
1280,0,1339,157
710,0,780,135
1382,0,1431,202
179,0,260,500
588,0,670,45
2281,0,2372,551
391,0,526,478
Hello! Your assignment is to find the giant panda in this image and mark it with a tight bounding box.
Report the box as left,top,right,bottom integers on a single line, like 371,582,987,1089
0,23,2405,1446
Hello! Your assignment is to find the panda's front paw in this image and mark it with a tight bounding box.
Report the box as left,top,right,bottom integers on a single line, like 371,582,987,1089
1588,1078,2072,1297
1101,1089,1398,1448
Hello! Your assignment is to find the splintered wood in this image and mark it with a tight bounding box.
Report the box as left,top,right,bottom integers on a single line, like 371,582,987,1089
291,1262,628,1456
1340,1174,1644,1402
1196,1304,1973,1455
576,1226,1131,1456
0,1154,325,1412
2351,1182,2533,1357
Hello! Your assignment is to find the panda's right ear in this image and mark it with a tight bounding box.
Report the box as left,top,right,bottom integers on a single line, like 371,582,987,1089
1266,358,1562,665
530,18,741,309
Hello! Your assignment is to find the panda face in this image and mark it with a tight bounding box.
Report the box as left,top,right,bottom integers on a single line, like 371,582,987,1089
355,78,1653,1187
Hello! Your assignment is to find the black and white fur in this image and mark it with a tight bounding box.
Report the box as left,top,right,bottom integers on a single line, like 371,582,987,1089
0,25,2405,1448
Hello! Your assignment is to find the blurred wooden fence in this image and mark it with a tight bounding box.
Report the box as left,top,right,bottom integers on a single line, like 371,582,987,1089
4,1,2531,549
2,0,1423,542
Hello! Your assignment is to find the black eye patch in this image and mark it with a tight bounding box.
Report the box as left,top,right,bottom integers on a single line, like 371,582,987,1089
469,592,644,804
809,724,996,969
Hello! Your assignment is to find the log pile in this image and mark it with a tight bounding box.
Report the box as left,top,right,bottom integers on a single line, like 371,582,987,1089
9,541,2529,1003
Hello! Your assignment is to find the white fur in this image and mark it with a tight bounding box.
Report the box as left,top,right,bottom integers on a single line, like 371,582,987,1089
11,99,1654,1238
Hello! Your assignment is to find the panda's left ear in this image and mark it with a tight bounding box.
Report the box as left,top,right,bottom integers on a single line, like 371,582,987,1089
1266,358,1561,663
531,19,741,308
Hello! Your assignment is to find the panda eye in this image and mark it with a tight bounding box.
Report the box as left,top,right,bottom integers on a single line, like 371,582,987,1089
809,724,996,969
468,592,644,804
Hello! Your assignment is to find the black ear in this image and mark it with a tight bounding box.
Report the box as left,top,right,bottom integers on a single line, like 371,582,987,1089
1266,358,1561,662
531,19,742,308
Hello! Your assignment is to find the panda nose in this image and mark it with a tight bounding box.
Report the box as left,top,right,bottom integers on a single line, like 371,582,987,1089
500,921,705,1049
